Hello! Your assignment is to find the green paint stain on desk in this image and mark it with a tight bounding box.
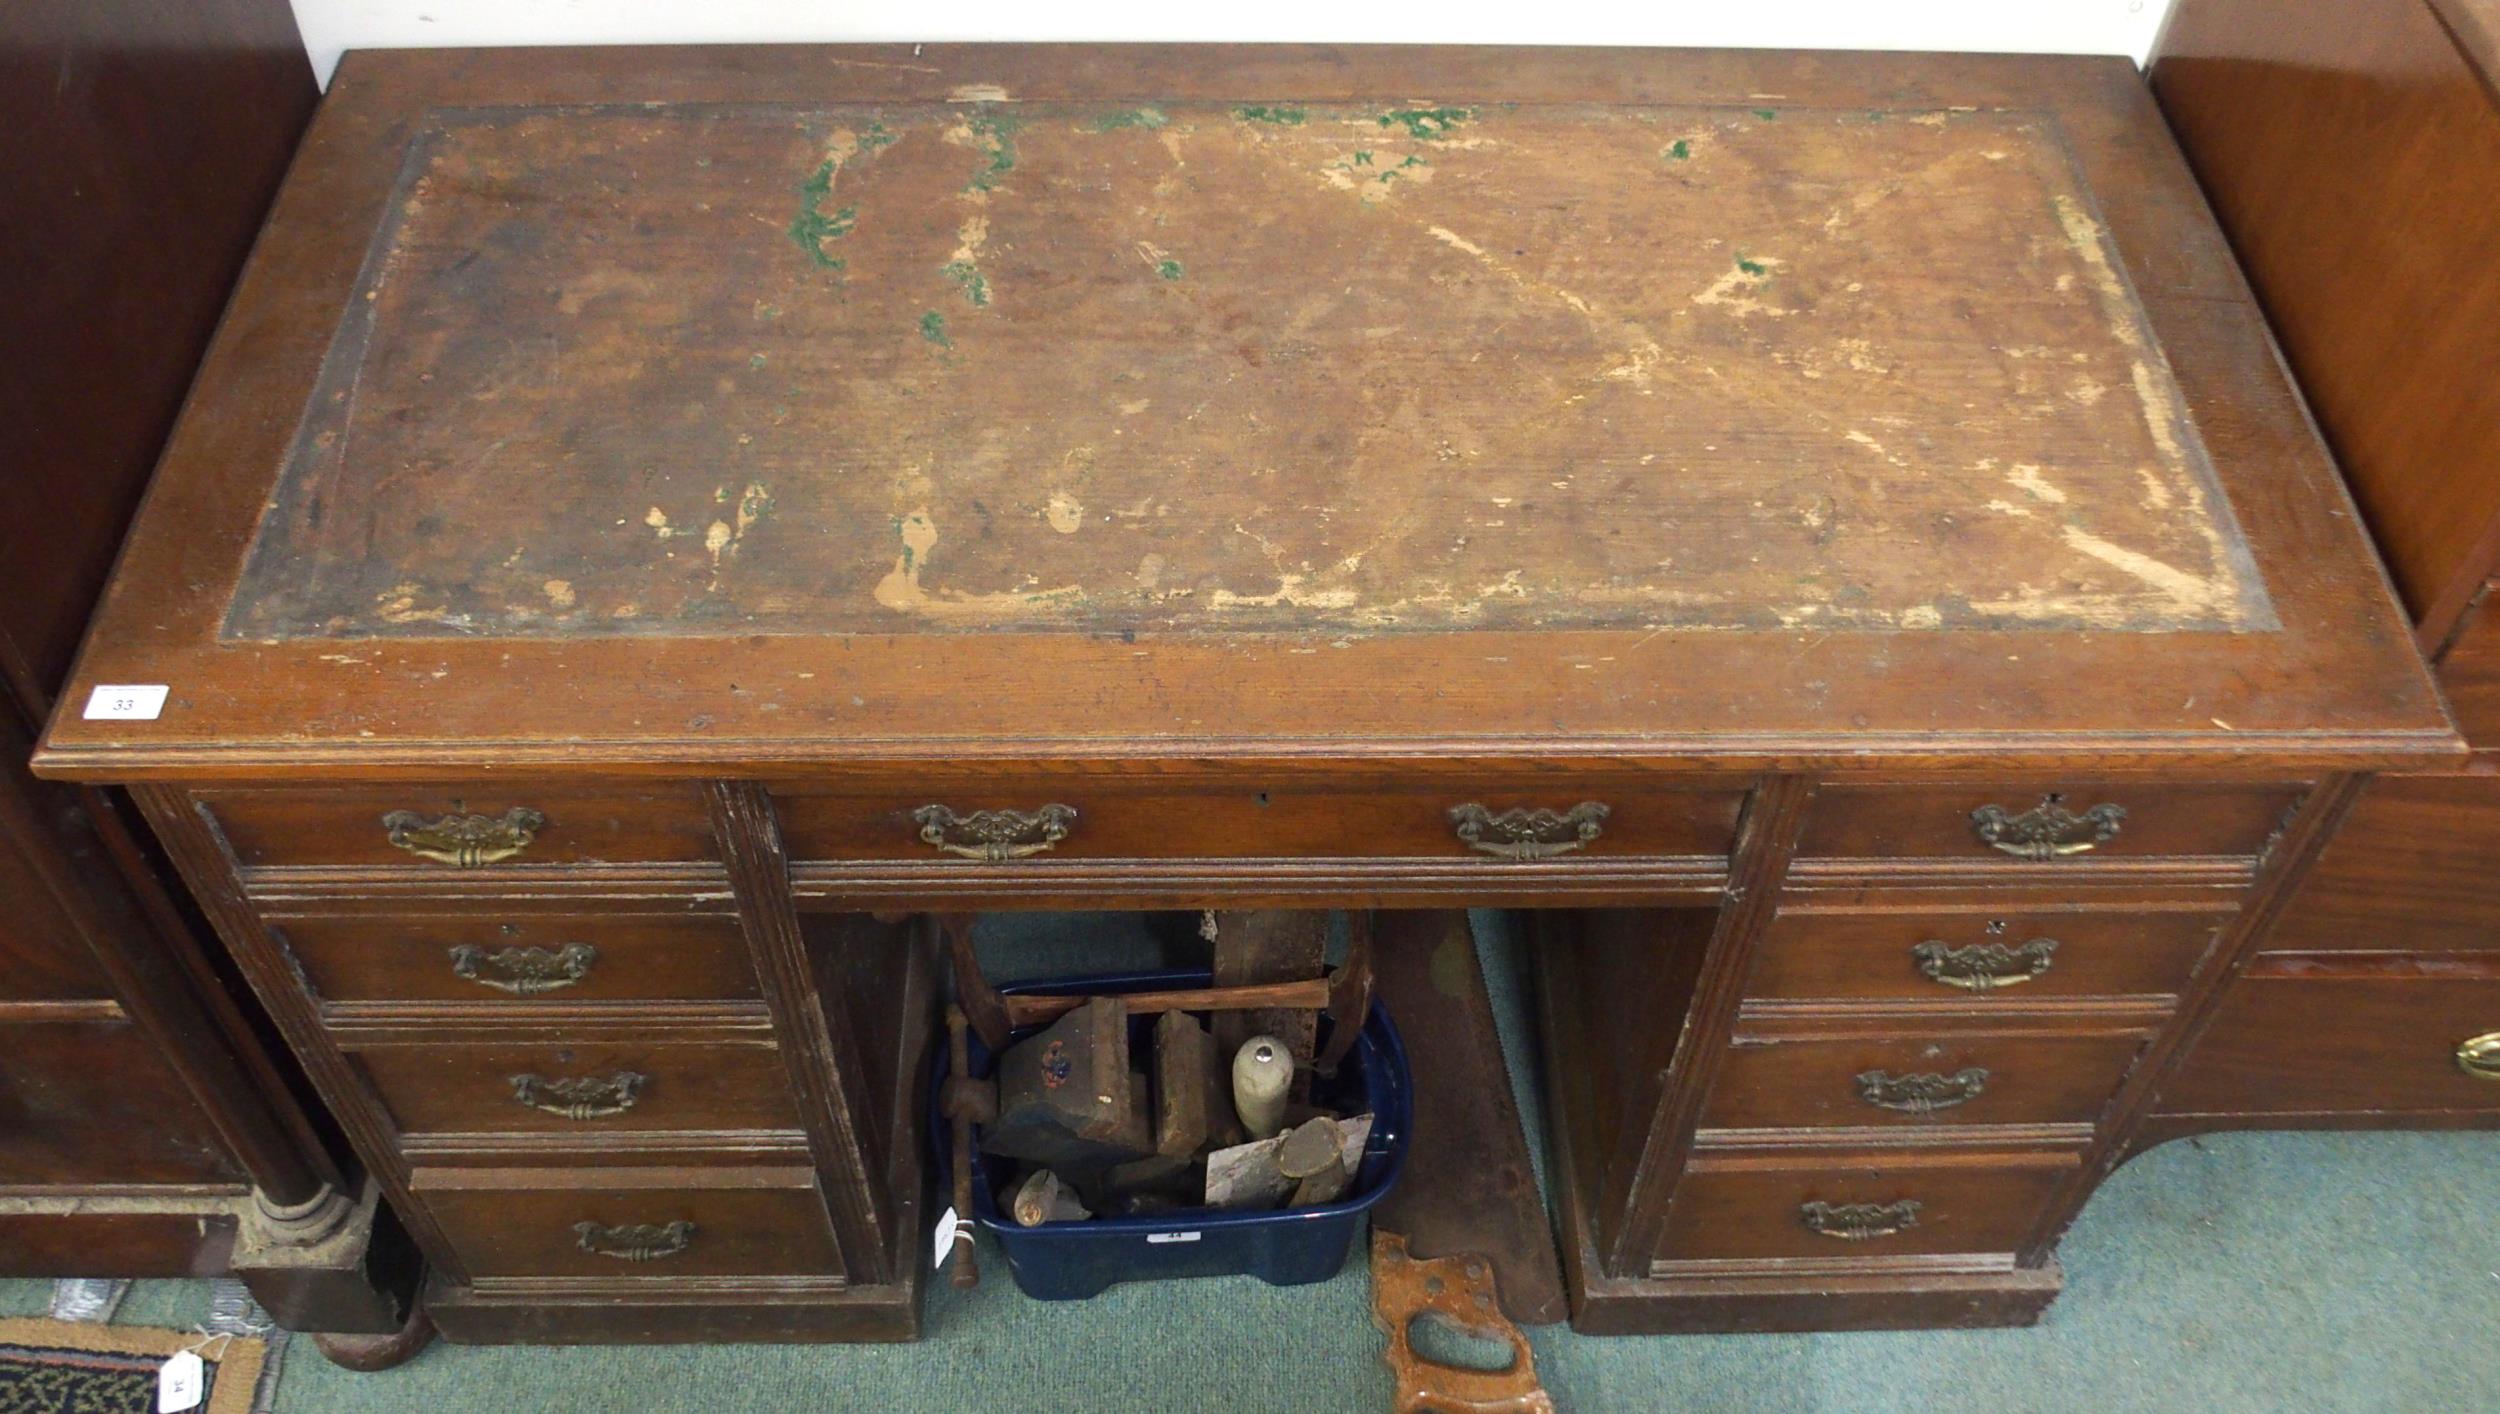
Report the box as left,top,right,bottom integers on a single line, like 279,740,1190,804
1378,106,1472,140
919,310,952,347
1736,254,1769,276
1090,107,1168,131
1665,139,1691,160
941,260,991,307
1753,108,1780,120
1235,105,1307,125
964,110,1022,192
1157,259,1184,280
788,162,856,270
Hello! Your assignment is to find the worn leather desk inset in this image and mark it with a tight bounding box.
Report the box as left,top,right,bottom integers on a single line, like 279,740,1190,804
35,46,2458,1340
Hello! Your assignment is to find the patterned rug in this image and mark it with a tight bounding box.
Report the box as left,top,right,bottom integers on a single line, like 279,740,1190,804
0,1317,262,1414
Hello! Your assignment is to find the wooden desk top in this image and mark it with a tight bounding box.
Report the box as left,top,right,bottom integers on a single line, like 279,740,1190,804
35,46,2456,778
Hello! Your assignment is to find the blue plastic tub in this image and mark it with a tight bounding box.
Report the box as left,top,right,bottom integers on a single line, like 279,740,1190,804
930,967,1409,1301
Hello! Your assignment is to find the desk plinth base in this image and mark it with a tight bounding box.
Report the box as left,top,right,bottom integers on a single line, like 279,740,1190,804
423,1270,923,1345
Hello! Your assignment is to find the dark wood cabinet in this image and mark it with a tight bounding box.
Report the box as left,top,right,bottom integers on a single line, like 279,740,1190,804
0,0,416,1346
2147,0,2500,1137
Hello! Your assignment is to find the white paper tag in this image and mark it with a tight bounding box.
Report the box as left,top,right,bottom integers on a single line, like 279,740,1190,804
83,684,168,721
158,1349,205,1413
932,1205,971,1271
1146,1230,1203,1245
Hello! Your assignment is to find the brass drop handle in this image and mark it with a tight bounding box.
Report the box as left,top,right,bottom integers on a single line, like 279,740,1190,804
1447,802,1610,860
449,942,598,995
2455,1033,2500,1081
511,1071,646,1119
1799,1199,1921,1241
1912,938,2058,991
573,1220,694,1261
912,804,1077,861
1856,1067,1990,1115
381,807,545,866
1970,795,2125,860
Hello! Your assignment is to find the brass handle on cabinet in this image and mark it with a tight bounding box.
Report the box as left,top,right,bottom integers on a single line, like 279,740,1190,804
2456,1033,2500,1081
1798,1200,1921,1241
1855,1067,1990,1115
510,1071,646,1119
381,807,545,867
449,943,598,995
1911,938,2057,992
573,1220,694,1261
1447,802,1610,860
911,804,1077,861
1969,795,2124,860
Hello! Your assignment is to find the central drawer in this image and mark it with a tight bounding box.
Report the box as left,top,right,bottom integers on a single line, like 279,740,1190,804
771,782,1745,864
1702,1027,2150,1133
414,1168,841,1279
346,1037,800,1141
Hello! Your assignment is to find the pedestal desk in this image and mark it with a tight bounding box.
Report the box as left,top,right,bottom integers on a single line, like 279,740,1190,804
33,46,2459,1340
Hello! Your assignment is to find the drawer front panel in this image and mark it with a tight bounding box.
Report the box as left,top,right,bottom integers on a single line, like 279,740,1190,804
278,915,757,1005
774,784,1745,864
1750,909,2223,1004
202,784,717,869
1702,1030,2148,1132
1798,783,2304,862
418,1172,839,1278
2266,774,2500,954
350,1040,798,1139
2160,964,2500,1116
1658,1153,2073,1262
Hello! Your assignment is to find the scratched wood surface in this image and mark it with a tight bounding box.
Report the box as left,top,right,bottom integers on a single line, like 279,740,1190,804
228,99,2269,641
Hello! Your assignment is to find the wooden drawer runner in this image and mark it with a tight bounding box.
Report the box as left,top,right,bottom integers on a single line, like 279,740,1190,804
773,783,1744,865
1658,1151,2075,1263
2160,959,2500,1116
1702,1028,2148,1133
279,914,757,1005
201,783,716,869
416,1168,839,1279
349,1038,798,1139
1749,908,2223,1004
2265,773,2500,954
1798,782,2304,862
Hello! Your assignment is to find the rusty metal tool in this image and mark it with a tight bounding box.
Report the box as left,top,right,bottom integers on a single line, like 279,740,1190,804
1369,911,1568,1326
1371,1231,1554,1414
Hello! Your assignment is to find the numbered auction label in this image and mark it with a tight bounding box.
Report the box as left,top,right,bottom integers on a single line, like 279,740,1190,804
83,684,169,721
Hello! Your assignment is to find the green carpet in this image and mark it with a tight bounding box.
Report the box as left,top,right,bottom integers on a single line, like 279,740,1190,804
11,912,2496,1410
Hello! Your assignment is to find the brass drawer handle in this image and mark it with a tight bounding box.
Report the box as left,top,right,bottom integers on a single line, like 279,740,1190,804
1912,938,2057,992
511,1071,646,1120
2456,1033,2500,1081
1969,795,2124,860
912,804,1077,861
1447,802,1610,860
448,943,598,995
1856,1067,1990,1115
573,1219,694,1261
1799,1199,1921,1241
381,807,546,867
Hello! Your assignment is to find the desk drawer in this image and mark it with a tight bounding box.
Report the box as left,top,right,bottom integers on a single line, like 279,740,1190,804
278,914,757,1005
416,1168,839,1279
2159,959,2500,1116
1702,1029,2147,1133
201,784,717,870
1659,1151,2074,1262
1798,783,2303,863
773,783,1744,864
349,1038,799,1140
1749,909,2222,1004
2266,774,2500,954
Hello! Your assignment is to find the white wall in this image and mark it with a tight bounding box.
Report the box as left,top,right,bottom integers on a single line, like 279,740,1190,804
288,0,2178,89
